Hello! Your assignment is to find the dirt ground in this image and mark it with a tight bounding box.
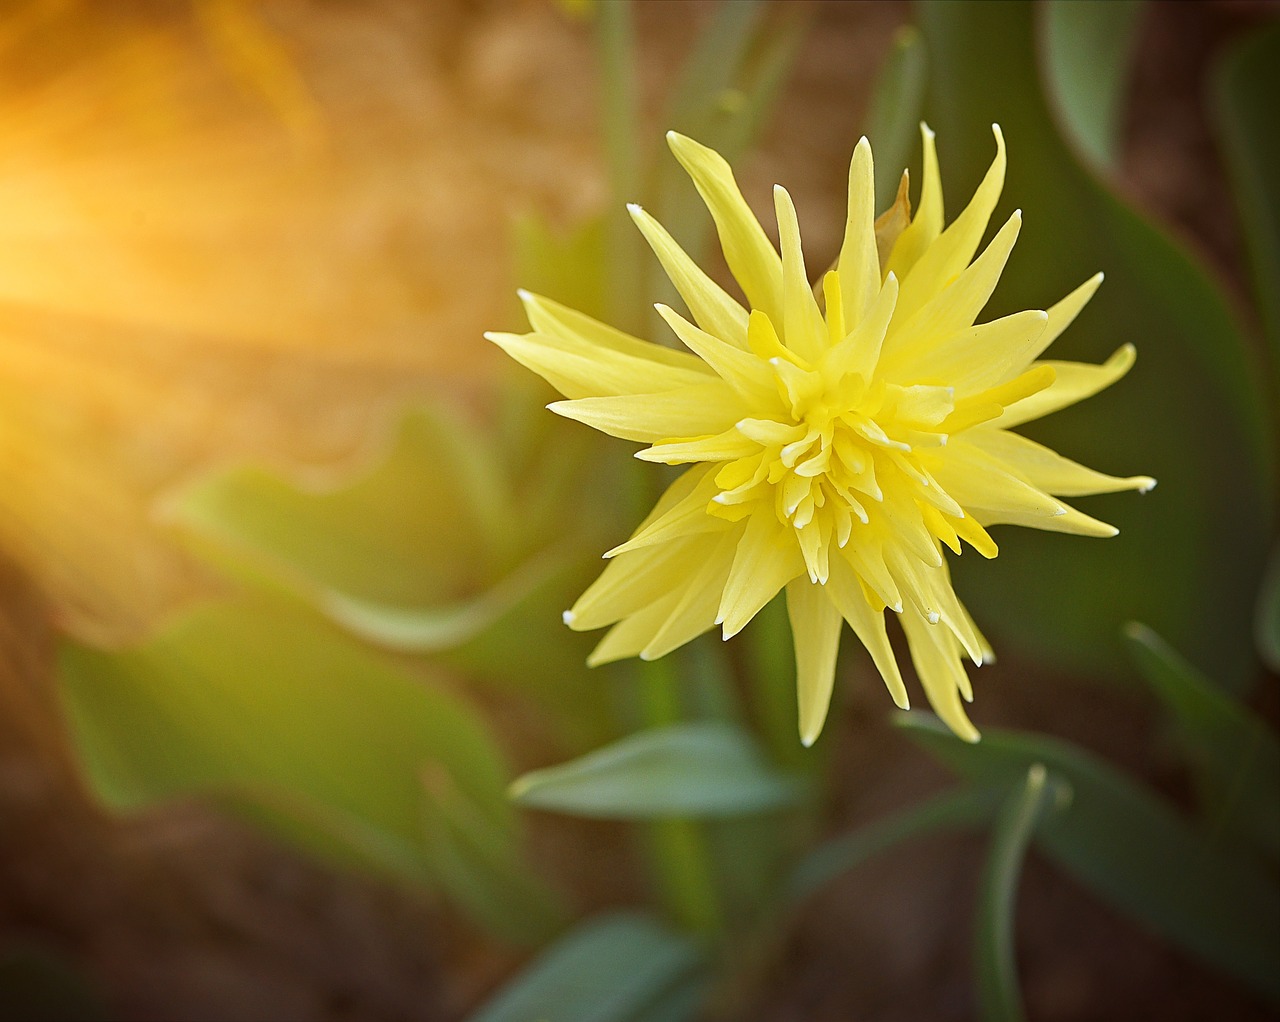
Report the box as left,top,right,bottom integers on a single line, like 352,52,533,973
0,2,1277,1020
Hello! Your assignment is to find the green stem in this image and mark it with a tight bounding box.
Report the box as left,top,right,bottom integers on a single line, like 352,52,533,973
595,0,644,335
636,656,724,936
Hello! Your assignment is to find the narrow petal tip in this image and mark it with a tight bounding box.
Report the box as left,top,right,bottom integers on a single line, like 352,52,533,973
800,730,818,749
1138,477,1157,493
515,287,533,301
562,609,576,626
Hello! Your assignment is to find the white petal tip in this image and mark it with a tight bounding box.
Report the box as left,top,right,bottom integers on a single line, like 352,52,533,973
626,202,644,215
562,610,576,625
638,651,653,661
516,287,533,301
800,732,818,749
1093,271,1106,284
927,611,940,625
891,601,904,614
1138,478,1157,493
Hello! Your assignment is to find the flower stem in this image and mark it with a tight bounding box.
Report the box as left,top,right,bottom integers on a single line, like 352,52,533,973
636,656,724,936
594,0,645,335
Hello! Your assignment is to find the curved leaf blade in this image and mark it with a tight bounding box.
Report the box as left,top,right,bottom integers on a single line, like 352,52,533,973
467,912,706,1022
1123,621,1280,861
899,712,1280,1004
975,765,1068,1022
511,722,805,819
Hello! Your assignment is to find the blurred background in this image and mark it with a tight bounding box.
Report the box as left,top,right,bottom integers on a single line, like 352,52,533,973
0,1,1276,1020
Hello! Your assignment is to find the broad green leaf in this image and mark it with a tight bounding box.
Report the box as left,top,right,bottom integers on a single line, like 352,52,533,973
865,26,929,212
321,545,567,653
1122,622,1280,861
975,765,1068,1022
787,785,1000,902
57,591,560,943
1213,22,1280,372
900,712,1280,1004
467,912,706,1022
917,1,1273,691
510,722,805,819
1041,1,1144,168
167,405,520,611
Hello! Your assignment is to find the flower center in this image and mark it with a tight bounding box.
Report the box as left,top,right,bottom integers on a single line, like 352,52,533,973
706,355,960,588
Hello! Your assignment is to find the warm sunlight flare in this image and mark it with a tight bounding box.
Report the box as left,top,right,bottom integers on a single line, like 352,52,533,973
491,126,1154,745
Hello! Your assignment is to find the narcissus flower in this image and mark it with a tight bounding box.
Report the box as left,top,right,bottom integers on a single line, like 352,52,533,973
488,126,1153,745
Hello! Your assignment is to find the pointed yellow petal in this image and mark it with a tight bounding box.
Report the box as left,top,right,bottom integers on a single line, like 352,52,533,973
654,304,779,407
900,610,981,742
995,344,1136,428
967,429,1156,496
923,437,1068,524
717,509,803,637
773,185,828,363
827,556,910,708
874,170,912,272
822,271,899,383
518,289,709,372
666,131,784,325
836,136,880,331
587,590,682,666
885,123,944,282
879,209,1023,367
628,203,749,345
884,308,1049,394
893,123,1006,323
487,329,712,401
569,540,695,632
642,531,737,660
636,430,760,466
549,381,745,443
603,466,724,556
785,578,845,745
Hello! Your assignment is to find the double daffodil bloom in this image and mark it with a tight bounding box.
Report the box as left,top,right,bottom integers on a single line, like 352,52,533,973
489,127,1153,745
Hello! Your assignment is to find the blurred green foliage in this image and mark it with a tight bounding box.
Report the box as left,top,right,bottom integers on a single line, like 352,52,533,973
50,2,1280,1018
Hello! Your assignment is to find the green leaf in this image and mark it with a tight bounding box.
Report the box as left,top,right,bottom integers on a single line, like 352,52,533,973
975,765,1069,1022
899,713,1280,1004
865,25,929,212
1213,22,1280,371
320,545,567,653
167,405,520,611
917,1,1273,691
467,912,706,1022
57,591,560,943
786,784,1000,903
1041,1,1145,168
1122,622,1280,861
510,722,805,819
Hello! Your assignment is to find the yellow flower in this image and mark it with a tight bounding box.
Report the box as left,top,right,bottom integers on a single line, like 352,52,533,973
488,127,1153,745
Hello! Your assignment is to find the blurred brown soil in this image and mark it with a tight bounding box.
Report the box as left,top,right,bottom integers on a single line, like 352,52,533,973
1,2,1278,1021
